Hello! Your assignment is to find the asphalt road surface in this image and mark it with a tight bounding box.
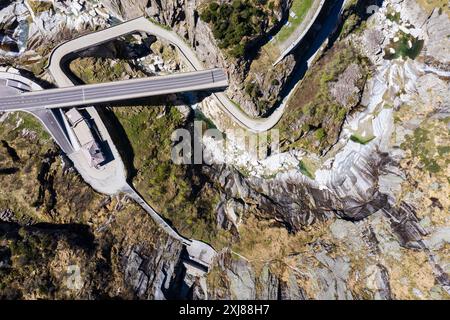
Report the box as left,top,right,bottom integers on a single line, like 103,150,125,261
30,108,74,154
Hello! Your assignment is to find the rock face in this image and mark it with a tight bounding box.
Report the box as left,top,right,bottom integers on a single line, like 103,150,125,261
206,153,387,234
207,251,277,300
0,1,28,55
101,0,149,20
424,8,450,65
0,0,110,71
203,0,450,299
122,238,184,299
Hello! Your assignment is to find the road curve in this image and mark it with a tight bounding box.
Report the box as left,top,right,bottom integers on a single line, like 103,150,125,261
0,69,227,111
0,70,75,154
47,16,286,133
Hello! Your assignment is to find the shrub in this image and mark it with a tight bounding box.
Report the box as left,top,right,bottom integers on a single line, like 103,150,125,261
200,1,268,58
315,128,326,141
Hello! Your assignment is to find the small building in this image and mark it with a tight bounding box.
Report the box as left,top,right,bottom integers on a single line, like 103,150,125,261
65,108,106,168
82,140,105,168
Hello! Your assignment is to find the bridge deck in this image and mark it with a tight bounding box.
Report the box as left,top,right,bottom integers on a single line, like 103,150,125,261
0,69,228,112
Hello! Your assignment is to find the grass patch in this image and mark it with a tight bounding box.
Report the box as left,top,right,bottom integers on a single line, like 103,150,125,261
384,31,424,61
275,0,314,43
0,112,50,142
70,58,135,84
350,133,375,145
401,126,445,174
111,102,224,246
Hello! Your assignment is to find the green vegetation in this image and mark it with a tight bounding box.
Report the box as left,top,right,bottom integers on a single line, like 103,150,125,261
275,0,313,43
9,229,56,264
245,81,262,98
339,13,361,39
200,0,269,57
337,0,383,40
315,127,327,141
437,146,450,156
0,216,140,299
195,110,217,129
20,114,50,139
384,31,424,60
0,227,57,299
277,44,369,153
401,125,447,174
113,106,226,245
27,0,53,15
386,10,401,23
298,160,315,179
71,58,132,83
350,133,375,145
0,109,101,224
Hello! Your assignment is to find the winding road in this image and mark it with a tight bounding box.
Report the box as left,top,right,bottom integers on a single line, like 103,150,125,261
0,5,345,271
47,16,289,132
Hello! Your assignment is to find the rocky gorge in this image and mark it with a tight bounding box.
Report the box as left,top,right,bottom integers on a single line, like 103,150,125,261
199,0,450,299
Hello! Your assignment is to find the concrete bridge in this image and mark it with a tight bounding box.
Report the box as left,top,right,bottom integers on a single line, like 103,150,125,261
0,68,227,112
